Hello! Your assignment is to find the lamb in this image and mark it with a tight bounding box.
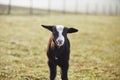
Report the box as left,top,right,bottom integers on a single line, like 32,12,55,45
41,25,78,80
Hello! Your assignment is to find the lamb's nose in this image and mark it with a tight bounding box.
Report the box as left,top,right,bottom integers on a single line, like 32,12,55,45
58,39,63,44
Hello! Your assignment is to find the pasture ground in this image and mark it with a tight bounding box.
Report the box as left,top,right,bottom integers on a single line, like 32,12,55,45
0,14,120,80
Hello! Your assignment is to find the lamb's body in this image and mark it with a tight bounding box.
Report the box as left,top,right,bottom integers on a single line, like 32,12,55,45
41,25,78,80
47,36,70,80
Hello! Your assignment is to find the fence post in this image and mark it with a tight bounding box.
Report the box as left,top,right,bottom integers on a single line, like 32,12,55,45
116,3,120,15
109,4,112,15
63,0,66,14
86,3,89,14
116,5,117,15
8,0,12,14
30,0,33,15
95,3,98,15
75,0,79,14
102,4,105,15
48,0,51,14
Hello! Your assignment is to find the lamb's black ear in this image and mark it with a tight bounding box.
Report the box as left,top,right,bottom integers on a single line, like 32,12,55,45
41,25,53,32
67,28,78,33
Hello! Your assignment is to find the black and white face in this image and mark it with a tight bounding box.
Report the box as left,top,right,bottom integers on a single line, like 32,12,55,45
53,25,66,46
41,25,78,47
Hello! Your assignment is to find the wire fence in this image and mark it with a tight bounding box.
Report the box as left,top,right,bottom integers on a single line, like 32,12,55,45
0,0,120,15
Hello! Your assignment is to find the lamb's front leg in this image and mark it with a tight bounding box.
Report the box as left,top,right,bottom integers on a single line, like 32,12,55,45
48,61,56,80
61,61,69,80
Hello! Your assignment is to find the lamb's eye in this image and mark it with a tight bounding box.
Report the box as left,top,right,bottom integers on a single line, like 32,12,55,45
53,31,55,34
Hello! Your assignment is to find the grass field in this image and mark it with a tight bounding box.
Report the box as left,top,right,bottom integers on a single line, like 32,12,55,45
0,14,120,80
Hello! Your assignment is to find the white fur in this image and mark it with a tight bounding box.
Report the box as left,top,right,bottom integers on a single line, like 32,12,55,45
56,25,65,46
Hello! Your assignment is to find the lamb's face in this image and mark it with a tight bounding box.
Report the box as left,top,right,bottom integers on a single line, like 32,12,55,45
52,25,67,47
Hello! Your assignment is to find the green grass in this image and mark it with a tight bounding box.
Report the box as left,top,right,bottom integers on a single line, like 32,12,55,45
0,14,120,80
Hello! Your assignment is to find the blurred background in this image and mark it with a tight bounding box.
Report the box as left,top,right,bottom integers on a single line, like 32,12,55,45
0,0,120,80
0,0,120,15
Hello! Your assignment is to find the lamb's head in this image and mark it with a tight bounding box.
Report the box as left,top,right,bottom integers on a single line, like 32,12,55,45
41,25,78,47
